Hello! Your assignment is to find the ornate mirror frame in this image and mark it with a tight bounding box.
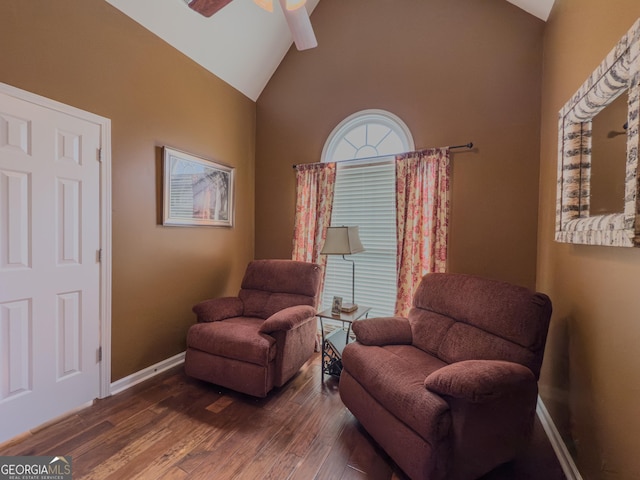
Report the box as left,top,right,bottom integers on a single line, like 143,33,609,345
556,18,640,247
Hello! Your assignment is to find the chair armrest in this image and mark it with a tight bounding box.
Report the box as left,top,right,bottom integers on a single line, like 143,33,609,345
192,297,244,322
351,317,412,346
424,360,536,403
259,305,316,333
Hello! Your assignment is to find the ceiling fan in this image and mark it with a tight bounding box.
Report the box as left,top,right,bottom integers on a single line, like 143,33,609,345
183,0,317,50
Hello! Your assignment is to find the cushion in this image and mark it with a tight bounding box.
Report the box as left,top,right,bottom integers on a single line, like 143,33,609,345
259,305,316,333
438,322,537,368
186,317,276,366
409,273,552,377
408,309,455,356
240,290,315,319
424,359,536,403
413,273,551,350
238,259,321,319
341,342,450,443
241,259,321,297
192,296,244,322
352,316,412,346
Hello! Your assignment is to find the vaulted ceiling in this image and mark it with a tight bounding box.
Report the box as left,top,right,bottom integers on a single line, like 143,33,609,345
104,0,555,101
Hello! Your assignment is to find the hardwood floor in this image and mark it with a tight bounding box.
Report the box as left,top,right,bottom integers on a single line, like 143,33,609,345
0,354,565,479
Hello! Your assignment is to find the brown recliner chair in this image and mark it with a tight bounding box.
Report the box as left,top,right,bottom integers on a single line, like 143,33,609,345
339,273,552,480
185,259,322,397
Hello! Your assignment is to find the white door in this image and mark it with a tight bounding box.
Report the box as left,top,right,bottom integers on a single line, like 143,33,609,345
0,89,103,442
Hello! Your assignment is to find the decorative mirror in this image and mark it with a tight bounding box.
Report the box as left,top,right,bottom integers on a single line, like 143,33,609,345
556,18,640,247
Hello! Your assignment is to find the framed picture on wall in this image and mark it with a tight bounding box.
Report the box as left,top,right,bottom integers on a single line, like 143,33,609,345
163,146,234,227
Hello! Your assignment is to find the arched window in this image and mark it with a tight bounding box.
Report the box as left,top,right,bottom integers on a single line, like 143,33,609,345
322,109,414,162
322,110,414,317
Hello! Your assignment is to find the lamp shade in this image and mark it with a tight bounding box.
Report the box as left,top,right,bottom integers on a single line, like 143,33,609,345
321,226,365,255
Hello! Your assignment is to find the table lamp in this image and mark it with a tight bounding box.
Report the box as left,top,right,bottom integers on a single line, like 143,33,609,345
320,226,365,312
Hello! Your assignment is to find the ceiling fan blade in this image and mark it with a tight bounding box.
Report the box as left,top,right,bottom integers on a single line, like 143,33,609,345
280,0,317,50
185,0,234,17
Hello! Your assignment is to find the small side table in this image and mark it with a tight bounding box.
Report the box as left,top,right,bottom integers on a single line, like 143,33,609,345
318,306,371,381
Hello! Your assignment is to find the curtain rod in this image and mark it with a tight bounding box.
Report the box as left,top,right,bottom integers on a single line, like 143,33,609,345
292,142,473,169
449,142,474,149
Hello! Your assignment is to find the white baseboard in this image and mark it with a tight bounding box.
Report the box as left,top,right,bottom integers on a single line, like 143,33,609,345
537,396,583,480
109,351,185,396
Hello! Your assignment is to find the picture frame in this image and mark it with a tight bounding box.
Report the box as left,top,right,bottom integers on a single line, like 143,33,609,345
331,296,343,315
163,146,234,227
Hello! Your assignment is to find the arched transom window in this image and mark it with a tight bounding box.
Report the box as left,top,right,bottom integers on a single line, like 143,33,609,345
322,109,414,162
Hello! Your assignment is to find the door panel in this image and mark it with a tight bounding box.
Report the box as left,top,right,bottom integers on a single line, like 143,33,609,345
0,92,102,442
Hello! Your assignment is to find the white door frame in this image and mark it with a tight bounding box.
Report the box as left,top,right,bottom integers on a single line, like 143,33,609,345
0,82,112,399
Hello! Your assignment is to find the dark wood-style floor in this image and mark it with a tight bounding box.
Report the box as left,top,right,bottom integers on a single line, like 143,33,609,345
0,354,566,479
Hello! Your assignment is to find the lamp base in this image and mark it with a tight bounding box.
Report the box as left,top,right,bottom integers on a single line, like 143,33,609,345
340,303,358,313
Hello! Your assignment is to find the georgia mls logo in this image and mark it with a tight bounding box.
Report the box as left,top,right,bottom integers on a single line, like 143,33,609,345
49,457,71,473
0,456,72,480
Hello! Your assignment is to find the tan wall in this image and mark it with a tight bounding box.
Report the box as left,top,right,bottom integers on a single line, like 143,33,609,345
256,0,544,290
0,0,256,381
538,1,640,478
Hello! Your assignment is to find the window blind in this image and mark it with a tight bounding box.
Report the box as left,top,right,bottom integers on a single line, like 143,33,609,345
322,159,397,318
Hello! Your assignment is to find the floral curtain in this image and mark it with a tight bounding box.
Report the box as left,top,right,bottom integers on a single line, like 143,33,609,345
292,162,337,278
395,148,450,316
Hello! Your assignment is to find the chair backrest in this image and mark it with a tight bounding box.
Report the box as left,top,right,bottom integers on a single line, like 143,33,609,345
238,259,322,319
407,273,552,379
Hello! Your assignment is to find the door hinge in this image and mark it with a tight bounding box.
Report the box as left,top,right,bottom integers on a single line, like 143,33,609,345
97,249,102,263
97,148,102,162
97,346,102,363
